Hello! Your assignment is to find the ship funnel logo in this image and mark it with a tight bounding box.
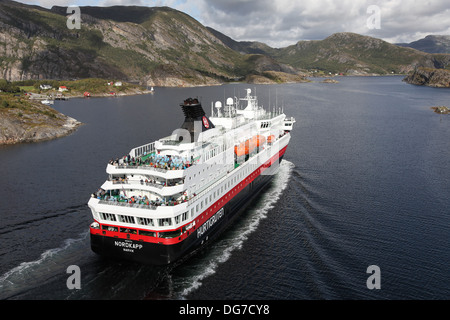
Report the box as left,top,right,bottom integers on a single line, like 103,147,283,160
202,116,210,129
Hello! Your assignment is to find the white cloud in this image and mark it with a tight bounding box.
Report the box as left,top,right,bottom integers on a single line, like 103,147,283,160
192,0,450,47
14,0,450,47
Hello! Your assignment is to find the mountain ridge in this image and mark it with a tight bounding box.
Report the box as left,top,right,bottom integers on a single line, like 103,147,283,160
267,32,450,75
397,35,450,54
0,1,449,85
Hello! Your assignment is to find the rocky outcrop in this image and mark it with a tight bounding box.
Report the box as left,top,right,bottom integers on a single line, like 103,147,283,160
431,106,449,114
403,68,450,88
0,105,82,145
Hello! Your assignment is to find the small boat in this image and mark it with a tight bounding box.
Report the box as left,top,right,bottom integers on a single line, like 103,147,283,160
41,99,54,105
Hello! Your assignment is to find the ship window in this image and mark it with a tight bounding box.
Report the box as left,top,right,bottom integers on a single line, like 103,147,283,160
139,230,155,237
182,211,188,221
158,218,172,227
102,225,118,232
159,230,181,239
137,217,154,226
175,214,181,224
190,208,194,217
120,227,137,234
118,215,135,224
100,212,117,222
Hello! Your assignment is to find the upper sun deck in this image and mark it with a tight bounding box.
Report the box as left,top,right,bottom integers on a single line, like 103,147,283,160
106,137,202,176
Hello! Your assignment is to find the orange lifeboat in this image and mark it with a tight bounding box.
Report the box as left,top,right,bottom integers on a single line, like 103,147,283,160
255,135,266,147
245,137,257,154
234,143,246,157
235,137,259,156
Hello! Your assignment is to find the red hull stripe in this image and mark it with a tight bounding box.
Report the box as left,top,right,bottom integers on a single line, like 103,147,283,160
91,144,288,245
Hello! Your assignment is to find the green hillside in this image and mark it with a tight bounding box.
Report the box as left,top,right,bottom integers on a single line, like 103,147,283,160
271,33,439,75
0,1,249,85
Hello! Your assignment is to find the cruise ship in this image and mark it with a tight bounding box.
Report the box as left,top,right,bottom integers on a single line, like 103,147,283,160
88,89,295,265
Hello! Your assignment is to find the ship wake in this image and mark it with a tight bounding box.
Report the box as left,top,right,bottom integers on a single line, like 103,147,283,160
173,160,295,299
0,232,89,299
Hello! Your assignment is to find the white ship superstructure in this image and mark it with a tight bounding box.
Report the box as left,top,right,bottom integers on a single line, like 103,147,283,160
88,89,295,265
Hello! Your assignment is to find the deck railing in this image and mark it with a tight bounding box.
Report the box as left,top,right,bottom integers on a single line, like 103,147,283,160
129,142,155,158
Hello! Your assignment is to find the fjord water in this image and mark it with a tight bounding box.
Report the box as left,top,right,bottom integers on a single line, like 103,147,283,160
0,76,449,300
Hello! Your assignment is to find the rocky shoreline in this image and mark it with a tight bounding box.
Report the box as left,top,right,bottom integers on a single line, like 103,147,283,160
0,84,157,145
62,87,155,99
0,103,82,145
403,68,450,88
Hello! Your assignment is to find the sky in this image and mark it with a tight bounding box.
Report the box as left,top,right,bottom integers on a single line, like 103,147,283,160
16,0,450,48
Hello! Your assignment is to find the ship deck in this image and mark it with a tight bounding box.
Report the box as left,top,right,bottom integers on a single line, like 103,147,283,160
109,150,201,171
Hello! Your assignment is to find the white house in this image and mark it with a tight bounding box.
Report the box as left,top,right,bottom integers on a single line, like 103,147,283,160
58,86,68,92
40,84,52,90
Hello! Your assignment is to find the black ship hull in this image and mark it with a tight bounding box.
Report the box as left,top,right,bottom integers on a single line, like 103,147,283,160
90,154,285,265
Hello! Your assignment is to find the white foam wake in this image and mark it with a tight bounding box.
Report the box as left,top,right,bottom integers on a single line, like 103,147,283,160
178,160,295,298
0,232,88,299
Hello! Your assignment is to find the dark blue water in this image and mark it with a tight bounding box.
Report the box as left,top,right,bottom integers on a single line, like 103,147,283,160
0,76,449,300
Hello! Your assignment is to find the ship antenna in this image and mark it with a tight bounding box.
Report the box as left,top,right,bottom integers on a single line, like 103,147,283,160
276,88,278,109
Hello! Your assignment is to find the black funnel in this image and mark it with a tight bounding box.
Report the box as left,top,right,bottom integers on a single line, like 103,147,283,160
178,98,215,142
